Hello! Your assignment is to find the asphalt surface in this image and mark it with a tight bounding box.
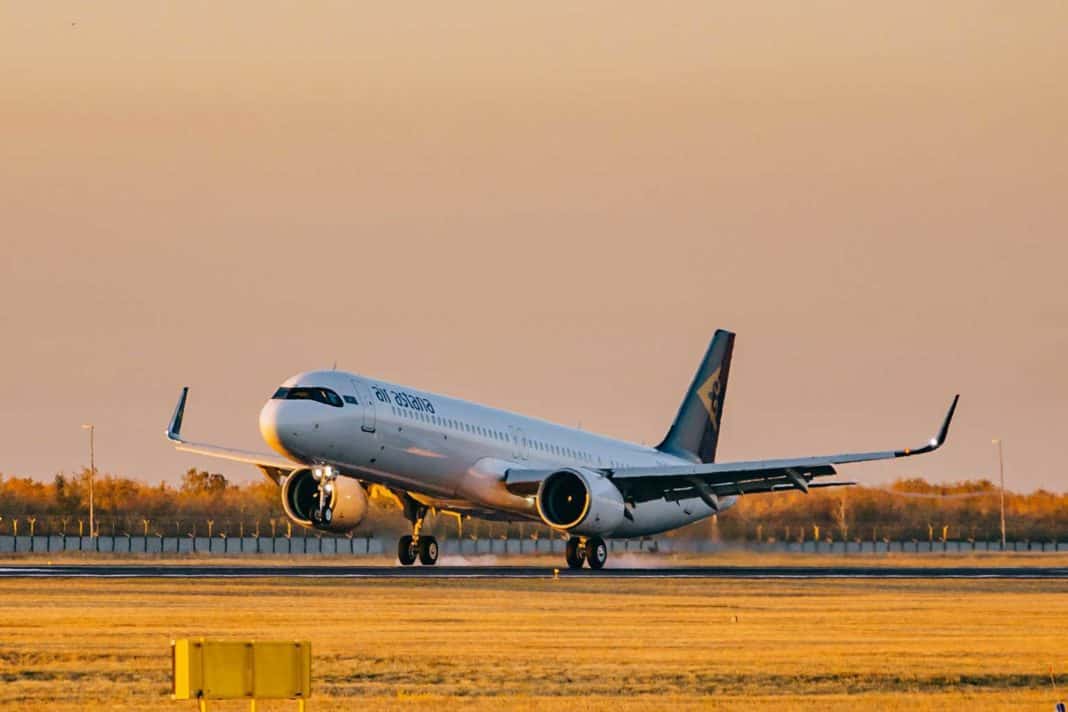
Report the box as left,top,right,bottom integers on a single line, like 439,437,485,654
0,564,1066,579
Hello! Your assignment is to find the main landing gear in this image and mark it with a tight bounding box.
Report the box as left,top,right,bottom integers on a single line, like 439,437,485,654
397,499,438,566
566,535,608,570
397,534,438,566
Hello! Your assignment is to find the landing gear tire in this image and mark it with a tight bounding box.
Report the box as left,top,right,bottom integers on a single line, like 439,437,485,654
585,536,608,570
565,537,586,569
418,536,439,566
397,535,417,566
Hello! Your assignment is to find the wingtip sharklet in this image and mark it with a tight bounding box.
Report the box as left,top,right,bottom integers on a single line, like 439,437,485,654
936,394,960,447
166,387,189,442
897,394,958,457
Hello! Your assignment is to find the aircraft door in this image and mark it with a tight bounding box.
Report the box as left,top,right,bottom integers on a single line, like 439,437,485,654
509,425,526,460
350,379,376,433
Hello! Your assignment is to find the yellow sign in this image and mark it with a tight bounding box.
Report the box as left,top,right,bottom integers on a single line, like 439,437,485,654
172,639,311,711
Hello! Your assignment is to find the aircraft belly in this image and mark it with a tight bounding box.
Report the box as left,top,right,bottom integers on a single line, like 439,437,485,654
454,457,538,518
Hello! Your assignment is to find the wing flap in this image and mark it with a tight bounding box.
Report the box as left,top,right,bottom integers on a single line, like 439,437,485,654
621,463,839,504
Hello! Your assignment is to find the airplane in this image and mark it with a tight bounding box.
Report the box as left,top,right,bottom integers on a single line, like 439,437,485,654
166,329,958,569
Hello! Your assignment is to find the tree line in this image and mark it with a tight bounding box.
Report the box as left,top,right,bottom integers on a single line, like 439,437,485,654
705,478,1068,543
1,470,1065,542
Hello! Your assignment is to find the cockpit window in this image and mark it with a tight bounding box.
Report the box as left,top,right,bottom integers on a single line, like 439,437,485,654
271,386,344,407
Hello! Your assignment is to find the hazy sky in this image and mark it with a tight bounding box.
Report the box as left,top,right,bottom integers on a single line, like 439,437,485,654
2,2,1066,491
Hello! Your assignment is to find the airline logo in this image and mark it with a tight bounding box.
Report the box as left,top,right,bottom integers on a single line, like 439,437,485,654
697,367,722,431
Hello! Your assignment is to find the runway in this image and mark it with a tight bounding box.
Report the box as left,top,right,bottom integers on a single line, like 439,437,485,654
1,564,1066,579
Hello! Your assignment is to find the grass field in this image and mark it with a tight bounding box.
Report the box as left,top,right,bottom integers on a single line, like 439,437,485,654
2,575,1067,711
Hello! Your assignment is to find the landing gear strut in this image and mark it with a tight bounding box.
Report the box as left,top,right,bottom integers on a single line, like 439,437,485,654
397,496,438,566
310,465,336,526
566,536,609,570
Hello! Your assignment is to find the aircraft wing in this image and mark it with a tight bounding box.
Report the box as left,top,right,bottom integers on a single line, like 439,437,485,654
165,387,295,483
507,395,958,508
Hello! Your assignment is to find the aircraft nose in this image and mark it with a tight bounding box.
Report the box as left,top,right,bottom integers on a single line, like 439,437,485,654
260,399,296,458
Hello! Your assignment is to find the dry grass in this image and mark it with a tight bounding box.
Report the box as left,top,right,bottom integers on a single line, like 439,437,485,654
1,576,1066,710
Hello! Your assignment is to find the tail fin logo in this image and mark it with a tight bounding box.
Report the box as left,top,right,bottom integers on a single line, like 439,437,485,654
697,367,722,431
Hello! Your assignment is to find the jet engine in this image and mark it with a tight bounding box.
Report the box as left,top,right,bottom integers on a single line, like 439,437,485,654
535,468,625,536
280,467,368,533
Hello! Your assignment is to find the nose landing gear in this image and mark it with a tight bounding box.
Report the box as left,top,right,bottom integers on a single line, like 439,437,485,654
565,535,608,570
310,465,336,526
396,497,438,566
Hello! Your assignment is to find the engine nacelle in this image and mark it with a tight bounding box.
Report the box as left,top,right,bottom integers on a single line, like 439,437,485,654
535,468,625,536
280,467,369,533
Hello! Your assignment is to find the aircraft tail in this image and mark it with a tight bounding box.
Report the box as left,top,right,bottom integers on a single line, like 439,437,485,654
656,330,735,464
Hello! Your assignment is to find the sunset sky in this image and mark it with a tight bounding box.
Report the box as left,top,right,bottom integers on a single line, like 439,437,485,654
2,2,1066,490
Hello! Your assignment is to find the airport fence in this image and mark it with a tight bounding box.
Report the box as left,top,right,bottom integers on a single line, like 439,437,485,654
0,535,1065,556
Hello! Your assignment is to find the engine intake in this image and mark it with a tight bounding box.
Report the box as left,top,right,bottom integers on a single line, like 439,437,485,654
280,467,369,533
536,468,625,535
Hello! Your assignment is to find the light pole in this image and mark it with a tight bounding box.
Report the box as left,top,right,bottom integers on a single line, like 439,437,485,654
992,438,1006,549
82,424,95,538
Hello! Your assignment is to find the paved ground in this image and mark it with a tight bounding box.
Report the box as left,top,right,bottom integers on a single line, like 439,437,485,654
1,564,1066,579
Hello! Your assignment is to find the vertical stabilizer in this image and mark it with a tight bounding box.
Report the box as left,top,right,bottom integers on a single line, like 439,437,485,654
656,330,735,463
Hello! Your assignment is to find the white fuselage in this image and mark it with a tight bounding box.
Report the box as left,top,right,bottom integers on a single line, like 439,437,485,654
258,370,733,537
